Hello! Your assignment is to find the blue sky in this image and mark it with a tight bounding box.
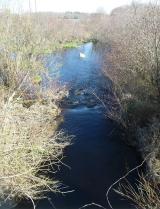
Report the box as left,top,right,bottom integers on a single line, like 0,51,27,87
1,0,151,14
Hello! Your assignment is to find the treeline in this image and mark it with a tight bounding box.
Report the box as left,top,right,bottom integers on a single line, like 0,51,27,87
92,2,160,208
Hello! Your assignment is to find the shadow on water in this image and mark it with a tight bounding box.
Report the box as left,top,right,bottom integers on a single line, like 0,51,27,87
9,43,143,209
46,106,141,209
14,106,142,209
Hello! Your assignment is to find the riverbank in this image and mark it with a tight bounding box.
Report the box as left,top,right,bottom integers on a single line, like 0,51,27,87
0,85,71,205
92,4,160,208
0,11,81,206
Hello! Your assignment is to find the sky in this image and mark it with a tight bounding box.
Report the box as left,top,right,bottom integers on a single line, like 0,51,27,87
1,0,151,14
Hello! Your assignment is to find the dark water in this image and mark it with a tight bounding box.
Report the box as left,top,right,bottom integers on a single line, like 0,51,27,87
45,42,109,108
5,43,142,209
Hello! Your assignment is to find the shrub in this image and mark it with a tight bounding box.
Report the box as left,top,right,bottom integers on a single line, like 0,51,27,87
96,2,160,208
0,88,70,204
137,119,160,182
0,11,72,204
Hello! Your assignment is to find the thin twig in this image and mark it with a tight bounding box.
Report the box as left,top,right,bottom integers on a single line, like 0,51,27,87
25,193,36,209
79,202,106,209
106,154,151,209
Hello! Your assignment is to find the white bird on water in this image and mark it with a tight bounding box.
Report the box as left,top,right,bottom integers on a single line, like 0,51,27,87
80,52,86,58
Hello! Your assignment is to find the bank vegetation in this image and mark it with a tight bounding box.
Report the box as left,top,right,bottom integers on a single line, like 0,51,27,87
92,2,160,209
0,8,91,207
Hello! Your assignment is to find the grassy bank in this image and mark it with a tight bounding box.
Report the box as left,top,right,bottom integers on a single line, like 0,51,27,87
62,41,81,49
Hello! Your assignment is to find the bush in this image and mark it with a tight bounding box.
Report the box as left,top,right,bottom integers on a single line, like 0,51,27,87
137,119,160,182
0,88,70,204
95,2,160,208
0,10,74,205
100,2,160,150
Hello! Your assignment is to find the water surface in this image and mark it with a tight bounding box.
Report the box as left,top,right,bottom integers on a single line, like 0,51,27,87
9,43,142,209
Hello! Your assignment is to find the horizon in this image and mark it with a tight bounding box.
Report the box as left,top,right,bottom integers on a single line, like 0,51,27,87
0,0,152,14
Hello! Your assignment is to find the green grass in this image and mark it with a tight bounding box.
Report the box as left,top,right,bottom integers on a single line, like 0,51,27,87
63,41,81,49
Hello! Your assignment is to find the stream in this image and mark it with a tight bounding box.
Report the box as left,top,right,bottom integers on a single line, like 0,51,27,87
10,43,142,209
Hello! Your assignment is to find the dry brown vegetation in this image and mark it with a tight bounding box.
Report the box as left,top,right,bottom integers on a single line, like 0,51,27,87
1,1,160,208
116,174,160,209
0,9,82,206
91,1,160,208
0,88,70,201
0,5,98,205
0,85,70,207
